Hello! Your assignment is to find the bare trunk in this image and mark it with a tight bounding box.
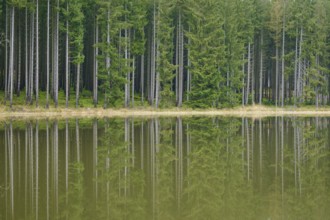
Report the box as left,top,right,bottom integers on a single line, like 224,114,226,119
150,2,156,106
95,18,100,107
65,1,69,108
246,43,251,105
5,5,8,102
17,13,21,97
54,0,59,107
281,0,286,107
9,6,15,108
294,28,298,107
275,46,279,107
104,9,110,107
141,54,144,104
132,56,135,108
29,9,34,105
242,53,245,106
178,11,184,107
25,7,28,102
75,64,81,107
35,0,39,107
259,32,263,104
46,0,50,108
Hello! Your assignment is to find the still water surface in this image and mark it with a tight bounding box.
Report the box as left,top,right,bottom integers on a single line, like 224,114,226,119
1,117,330,220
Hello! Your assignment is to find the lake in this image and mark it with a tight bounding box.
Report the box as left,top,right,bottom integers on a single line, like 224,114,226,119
1,116,330,220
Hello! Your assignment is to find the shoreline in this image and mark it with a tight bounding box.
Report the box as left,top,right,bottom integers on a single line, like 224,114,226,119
1,105,330,120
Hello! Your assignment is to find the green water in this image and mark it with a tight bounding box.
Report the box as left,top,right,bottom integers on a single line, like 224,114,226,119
1,117,330,220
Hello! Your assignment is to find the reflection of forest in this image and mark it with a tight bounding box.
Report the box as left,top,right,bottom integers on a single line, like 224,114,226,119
0,117,330,219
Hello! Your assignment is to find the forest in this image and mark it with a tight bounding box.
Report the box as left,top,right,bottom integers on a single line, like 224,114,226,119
0,0,330,109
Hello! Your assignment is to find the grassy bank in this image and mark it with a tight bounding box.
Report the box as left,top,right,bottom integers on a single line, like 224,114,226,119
1,103,330,120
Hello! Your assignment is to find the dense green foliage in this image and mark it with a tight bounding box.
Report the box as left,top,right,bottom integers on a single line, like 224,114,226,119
1,0,330,108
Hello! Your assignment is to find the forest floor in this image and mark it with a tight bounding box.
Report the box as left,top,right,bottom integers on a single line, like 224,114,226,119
1,104,330,120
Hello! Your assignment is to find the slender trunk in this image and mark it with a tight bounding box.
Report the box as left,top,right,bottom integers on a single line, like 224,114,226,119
281,0,286,107
155,7,160,108
29,7,34,105
132,56,135,108
294,28,298,107
124,25,129,108
150,2,156,106
105,8,110,107
246,43,251,105
75,64,80,107
9,6,14,108
65,1,69,108
242,53,245,106
178,10,184,107
259,31,263,104
46,0,50,108
187,27,191,101
4,5,8,102
54,0,59,107
251,43,255,105
95,18,100,107
25,7,28,102
17,13,21,97
297,27,303,104
35,0,39,107
141,54,144,104
275,46,279,107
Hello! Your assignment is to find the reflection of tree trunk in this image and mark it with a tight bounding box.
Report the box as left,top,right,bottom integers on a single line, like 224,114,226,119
141,121,144,169
259,119,262,188
35,121,39,220
65,119,69,211
176,117,183,209
281,117,284,201
54,121,59,215
93,119,98,200
9,122,14,218
246,118,250,181
29,123,34,213
46,120,49,220
124,118,129,197
76,119,80,162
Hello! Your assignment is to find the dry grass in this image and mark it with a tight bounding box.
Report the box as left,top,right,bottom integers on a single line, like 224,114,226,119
1,104,330,120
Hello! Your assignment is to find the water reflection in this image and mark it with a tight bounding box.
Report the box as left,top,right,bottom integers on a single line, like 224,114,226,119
1,117,330,219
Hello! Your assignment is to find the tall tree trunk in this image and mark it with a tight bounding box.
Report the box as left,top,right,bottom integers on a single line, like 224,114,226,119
178,10,183,107
281,0,286,107
35,0,39,107
46,0,50,108
246,43,251,105
17,12,21,97
54,0,59,107
259,31,263,104
150,2,156,106
187,26,191,102
124,25,129,108
94,18,99,107
4,5,8,102
75,64,81,107
25,7,28,103
297,27,303,104
9,6,14,108
29,7,34,105
65,1,69,108
105,8,110,103
294,28,298,107
242,53,245,106
141,54,144,104
275,46,279,107
132,55,135,108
